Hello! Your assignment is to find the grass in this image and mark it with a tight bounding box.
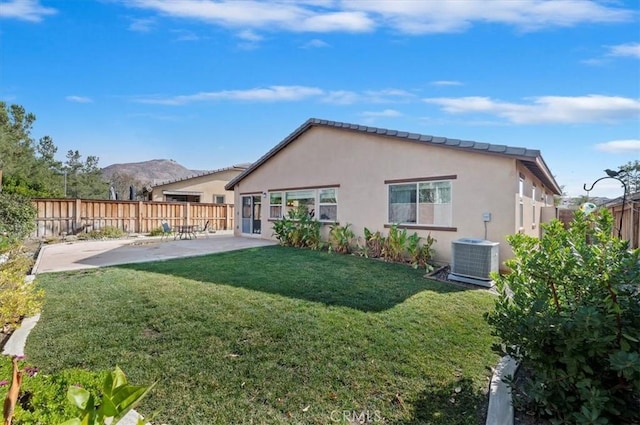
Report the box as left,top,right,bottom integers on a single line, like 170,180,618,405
27,246,498,424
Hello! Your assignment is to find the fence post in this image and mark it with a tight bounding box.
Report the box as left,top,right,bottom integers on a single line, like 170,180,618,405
185,202,190,226
137,201,143,233
226,204,232,231
74,198,82,234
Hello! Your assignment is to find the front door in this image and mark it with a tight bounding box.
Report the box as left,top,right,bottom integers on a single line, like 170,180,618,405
241,195,262,235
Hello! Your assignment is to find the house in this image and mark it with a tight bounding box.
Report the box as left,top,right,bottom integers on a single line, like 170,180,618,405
604,190,640,249
147,164,249,204
225,119,562,266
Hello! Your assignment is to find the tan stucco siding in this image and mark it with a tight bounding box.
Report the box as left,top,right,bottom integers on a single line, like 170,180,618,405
233,126,551,267
152,169,241,203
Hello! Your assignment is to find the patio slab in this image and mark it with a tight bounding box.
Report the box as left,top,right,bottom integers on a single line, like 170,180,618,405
36,235,276,273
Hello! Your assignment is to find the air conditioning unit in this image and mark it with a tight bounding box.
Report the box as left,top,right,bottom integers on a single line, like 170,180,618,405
448,238,499,287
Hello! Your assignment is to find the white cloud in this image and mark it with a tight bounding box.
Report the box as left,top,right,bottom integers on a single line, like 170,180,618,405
172,29,201,41
301,38,330,48
124,0,633,34
360,109,402,118
594,140,640,153
134,85,324,105
321,90,360,105
237,29,263,42
424,95,640,124
128,17,155,32
0,0,56,22
430,80,463,86
66,96,93,104
606,42,640,58
126,0,374,33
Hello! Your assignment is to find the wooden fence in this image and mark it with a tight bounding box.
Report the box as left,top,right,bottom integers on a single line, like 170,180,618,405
32,198,234,239
607,199,639,249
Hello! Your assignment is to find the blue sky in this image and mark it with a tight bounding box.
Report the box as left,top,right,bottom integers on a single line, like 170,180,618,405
1,0,639,198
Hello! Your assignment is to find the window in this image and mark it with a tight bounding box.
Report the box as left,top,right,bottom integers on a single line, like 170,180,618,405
268,187,338,222
518,176,524,228
286,190,315,216
532,185,536,224
213,195,225,204
269,192,282,219
388,180,452,226
318,188,337,221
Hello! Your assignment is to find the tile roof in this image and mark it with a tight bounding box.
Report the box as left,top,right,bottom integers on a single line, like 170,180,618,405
151,164,249,188
226,118,562,194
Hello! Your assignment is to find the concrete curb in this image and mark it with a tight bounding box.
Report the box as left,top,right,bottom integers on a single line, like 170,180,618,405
2,314,41,357
486,355,518,425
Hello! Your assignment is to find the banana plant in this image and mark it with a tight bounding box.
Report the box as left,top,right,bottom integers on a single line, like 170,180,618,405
61,366,156,425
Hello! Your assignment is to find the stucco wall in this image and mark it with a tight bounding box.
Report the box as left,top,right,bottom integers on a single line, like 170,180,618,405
152,169,242,203
233,126,554,267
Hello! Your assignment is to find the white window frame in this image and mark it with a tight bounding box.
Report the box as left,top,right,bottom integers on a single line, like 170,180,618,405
269,192,283,219
268,188,338,222
532,184,536,225
317,188,338,222
518,176,525,229
387,179,453,227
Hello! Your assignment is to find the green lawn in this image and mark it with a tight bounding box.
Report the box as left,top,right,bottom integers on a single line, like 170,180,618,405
27,246,498,424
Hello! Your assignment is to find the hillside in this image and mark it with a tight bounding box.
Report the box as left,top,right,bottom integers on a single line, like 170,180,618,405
101,159,207,186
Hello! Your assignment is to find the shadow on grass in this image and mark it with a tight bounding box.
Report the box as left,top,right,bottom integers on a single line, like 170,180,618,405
403,378,488,425
117,245,480,312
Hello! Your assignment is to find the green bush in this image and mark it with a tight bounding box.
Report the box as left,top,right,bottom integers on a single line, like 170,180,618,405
407,232,436,270
485,210,640,424
77,226,125,240
147,227,165,237
0,246,43,332
328,223,355,254
0,356,105,424
382,224,408,263
361,227,384,258
0,193,36,243
272,206,321,249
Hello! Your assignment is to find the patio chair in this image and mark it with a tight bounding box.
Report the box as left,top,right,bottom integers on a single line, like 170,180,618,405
196,220,211,238
160,221,174,241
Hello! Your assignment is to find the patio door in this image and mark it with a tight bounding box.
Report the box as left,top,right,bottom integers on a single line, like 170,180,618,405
241,195,262,235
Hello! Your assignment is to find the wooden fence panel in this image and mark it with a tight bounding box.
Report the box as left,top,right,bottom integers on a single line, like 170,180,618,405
32,198,234,238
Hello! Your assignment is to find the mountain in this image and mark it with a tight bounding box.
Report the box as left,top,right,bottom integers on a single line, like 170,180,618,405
101,159,207,186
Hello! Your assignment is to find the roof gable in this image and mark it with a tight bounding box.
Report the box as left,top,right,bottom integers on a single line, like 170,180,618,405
226,118,562,194
152,164,249,188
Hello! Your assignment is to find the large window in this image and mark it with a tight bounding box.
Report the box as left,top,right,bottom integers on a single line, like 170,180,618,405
388,180,452,226
269,187,338,222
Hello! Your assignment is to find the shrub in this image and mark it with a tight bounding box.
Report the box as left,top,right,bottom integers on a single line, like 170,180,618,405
328,223,355,254
148,226,165,237
0,193,36,243
407,232,436,270
0,246,43,332
362,227,384,258
0,356,105,424
77,226,125,240
272,206,321,249
381,225,408,263
0,358,154,425
485,209,640,424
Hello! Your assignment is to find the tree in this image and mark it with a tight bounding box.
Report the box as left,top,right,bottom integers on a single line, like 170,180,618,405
64,150,109,199
617,160,640,194
0,102,108,199
108,172,145,201
0,103,62,197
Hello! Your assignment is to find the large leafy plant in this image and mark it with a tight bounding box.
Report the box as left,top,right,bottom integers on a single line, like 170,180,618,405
62,366,155,425
485,209,640,424
271,206,321,249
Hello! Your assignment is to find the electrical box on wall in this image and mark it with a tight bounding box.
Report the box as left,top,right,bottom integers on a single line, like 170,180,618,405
482,212,492,222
